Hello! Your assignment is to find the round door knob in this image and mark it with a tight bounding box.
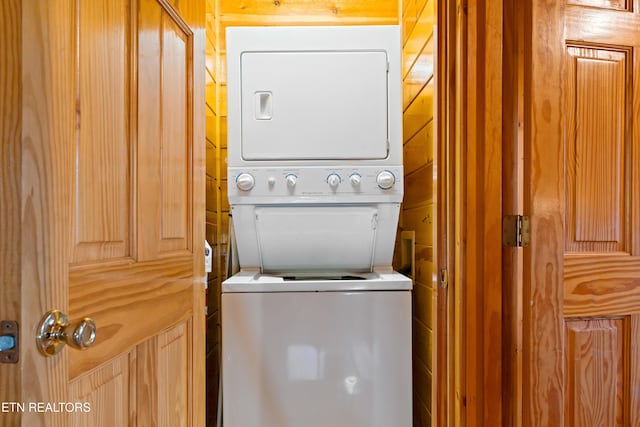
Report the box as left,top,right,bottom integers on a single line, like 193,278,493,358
376,170,396,189
236,173,255,191
349,173,362,186
286,174,297,188
327,173,341,189
37,310,97,357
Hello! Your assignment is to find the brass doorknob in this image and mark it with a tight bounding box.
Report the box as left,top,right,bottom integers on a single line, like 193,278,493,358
36,310,97,357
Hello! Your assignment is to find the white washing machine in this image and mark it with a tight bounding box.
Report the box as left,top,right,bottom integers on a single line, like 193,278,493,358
222,26,412,427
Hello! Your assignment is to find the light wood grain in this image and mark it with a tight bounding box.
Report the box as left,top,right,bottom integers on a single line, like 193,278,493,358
414,244,435,290
404,35,435,110
168,2,207,424
405,164,434,208
403,0,435,78
0,0,21,422
157,323,189,427
69,352,133,427
137,335,159,427
565,46,627,252
404,120,434,174
401,1,436,424
137,0,164,261
404,205,434,246
161,15,189,242
564,318,625,426
413,319,433,404
522,0,566,425
520,0,640,425
413,279,435,326
12,0,205,425
403,81,434,142
21,0,76,424
73,0,130,264
68,257,194,379
564,255,640,316
221,0,398,21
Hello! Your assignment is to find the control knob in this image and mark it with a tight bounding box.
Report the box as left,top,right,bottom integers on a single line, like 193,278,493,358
236,173,255,191
349,173,362,187
376,171,396,190
286,174,297,189
327,173,341,189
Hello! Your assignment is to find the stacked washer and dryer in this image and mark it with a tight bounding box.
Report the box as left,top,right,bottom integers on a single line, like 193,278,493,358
222,25,412,427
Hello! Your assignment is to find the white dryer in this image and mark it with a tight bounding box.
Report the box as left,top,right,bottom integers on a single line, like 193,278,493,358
222,25,412,427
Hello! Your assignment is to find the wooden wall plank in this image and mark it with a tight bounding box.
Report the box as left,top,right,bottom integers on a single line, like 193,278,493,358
403,81,434,142
405,120,434,174
403,0,435,73
404,205,434,246
404,35,435,109
220,0,398,21
405,164,435,208
401,1,436,425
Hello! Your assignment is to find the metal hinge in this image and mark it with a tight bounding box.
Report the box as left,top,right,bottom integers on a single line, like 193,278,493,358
502,215,530,247
440,268,448,289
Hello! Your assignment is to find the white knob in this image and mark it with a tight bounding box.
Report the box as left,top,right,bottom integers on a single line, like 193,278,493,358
327,174,341,189
350,174,362,186
286,174,297,188
268,177,276,186
376,171,395,190
236,173,255,191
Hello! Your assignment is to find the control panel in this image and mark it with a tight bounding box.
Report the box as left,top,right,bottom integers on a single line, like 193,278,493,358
229,166,403,202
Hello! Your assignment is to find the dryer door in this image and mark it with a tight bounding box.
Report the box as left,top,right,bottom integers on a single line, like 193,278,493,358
240,51,389,160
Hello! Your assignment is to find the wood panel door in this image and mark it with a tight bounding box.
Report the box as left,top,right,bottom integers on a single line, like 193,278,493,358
1,0,205,425
525,0,640,425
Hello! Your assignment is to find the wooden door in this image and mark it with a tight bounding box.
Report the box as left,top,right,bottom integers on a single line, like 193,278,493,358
1,0,205,425
525,0,640,425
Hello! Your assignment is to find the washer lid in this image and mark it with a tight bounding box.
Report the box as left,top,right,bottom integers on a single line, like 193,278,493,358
240,51,389,160
222,270,412,293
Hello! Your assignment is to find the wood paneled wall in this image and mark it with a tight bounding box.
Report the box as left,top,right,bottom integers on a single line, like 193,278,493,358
399,1,437,426
204,1,221,425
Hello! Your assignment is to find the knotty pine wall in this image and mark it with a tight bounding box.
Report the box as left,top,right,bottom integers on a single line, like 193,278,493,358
204,1,436,425
399,0,437,426
204,1,221,426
